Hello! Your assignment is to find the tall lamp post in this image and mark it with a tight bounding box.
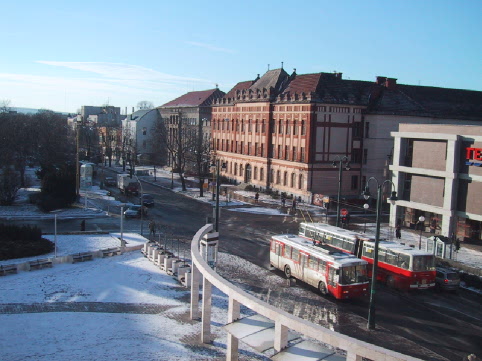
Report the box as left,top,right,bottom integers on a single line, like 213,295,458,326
211,160,226,232
363,177,398,330
333,156,350,227
418,215,425,250
133,174,144,236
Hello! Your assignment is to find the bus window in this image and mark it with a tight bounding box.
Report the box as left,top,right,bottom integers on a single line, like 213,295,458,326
363,246,374,259
378,250,386,263
385,250,398,266
397,254,410,269
284,245,291,258
412,255,435,271
291,248,300,262
300,225,305,235
319,260,326,273
343,240,355,253
309,256,319,271
340,265,368,285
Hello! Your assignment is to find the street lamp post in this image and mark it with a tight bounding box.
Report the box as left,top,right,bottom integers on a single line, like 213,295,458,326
333,156,350,227
132,174,144,236
363,177,398,330
211,160,226,232
418,215,425,250
363,203,369,233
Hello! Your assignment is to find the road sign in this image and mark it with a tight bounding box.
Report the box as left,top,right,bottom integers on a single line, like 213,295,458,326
340,208,348,216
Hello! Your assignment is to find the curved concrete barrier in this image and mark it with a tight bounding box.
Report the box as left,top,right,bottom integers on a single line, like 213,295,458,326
190,224,422,361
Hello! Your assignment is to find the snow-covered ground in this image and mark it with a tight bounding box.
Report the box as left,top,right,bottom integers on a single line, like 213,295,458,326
1,165,481,360
0,234,266,361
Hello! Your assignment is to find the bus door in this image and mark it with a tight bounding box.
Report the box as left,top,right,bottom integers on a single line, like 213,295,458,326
300,252,309,282
328,265,338,289
354,239,364,258
272,242,282,268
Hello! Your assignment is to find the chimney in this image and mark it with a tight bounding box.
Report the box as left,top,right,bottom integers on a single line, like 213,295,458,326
376,76,387,85
335,72,342,79
386,78,397,90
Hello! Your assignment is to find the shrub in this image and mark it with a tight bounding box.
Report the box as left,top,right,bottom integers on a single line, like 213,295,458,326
37,165,76,212
0,224,53,260
245,184,255,191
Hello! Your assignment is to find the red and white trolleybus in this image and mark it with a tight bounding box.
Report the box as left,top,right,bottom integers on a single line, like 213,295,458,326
298,223,436,290
270,234,370,300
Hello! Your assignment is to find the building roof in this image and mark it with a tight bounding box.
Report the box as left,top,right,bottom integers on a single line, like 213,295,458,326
370,84,482,120
161,89,225,108
224,80,256,99
249,68,290,93
127,109,157,121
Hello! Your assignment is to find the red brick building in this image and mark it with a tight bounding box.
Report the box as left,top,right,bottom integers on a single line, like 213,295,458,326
212,68,372,203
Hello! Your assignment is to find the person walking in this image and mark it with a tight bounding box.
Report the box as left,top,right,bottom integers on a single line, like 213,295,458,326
291,198,297,212
254,192,259,204
149,221,157,238
281,194,286,207
395,224,402,240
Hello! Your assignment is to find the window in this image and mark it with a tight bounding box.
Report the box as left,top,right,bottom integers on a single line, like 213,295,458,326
292,147,297,161
291,173,296,188
276,170,281,184
301,121,306,135
248,120,252,132
364,122,370,138
278,120,282,134
254,167,258,180
262,121,266,133
309,256,318,271
285,123,290,134
284,245,291,258
291,248,299,262
260,144,264,157
298,174,304,189
248,142,252,155
283,171,288,186
270,169,274,183
300,148,305,162
255,143,258,156
260,168,264,181
142,140,147,149
142,127,147,135
277,145,282,159
285,146,289,160
363,149,368,165
351,175,358,190
293,121,297,135
255,121,259,133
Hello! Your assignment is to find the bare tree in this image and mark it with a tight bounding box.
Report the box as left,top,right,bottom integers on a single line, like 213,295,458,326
0,99,11,113
137,101,154,110
153,112,198,191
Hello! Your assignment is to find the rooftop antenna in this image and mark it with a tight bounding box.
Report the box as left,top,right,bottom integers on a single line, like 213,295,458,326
267,64,270,71
281,61,284,69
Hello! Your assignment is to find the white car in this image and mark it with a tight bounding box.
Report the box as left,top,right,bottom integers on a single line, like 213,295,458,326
123,205,147,218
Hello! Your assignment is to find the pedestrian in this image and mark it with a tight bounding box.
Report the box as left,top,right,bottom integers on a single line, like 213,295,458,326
395,224,401,240
149,221,157,238
255,192,259,204
281,194,286,207
80,220,86,232
291,198,297,212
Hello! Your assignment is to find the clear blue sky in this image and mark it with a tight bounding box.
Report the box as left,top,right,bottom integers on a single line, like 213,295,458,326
1,0,481,113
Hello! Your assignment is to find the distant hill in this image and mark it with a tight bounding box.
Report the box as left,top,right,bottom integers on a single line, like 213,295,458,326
11,107,71,116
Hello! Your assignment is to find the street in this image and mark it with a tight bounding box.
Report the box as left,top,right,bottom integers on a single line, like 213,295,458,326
7,174,482,361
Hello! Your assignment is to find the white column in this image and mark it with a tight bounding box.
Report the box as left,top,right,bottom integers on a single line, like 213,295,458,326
274,321,288,352
226,297,240,361
201,276,212,343
190,263,200,320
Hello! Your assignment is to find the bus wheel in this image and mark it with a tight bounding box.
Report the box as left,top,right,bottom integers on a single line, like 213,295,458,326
386,275,396,289
318,282,328,295
284,266,291,278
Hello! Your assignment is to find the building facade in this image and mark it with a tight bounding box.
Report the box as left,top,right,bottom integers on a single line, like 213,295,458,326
212,69,372,203
158,88,225,174
390,124,482,243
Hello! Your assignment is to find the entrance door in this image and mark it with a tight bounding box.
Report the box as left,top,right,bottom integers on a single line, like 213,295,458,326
245,164,252,183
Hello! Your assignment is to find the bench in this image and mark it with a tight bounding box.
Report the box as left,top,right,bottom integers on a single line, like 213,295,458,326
29,258,53,271
72,252,93,263
0,264,18,276
101,247,122,257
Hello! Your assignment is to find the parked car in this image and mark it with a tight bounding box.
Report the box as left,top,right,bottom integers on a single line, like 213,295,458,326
435,267,460,292
104,176,116,186
141,193,155,207
123,205,148,218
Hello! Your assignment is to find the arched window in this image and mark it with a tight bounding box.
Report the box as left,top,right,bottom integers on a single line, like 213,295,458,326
283,171,288,186
254,166,258,180
291,173,296,188
260,168,264,181
276,170,281,184
240,164,244,176
234,163,238,176
298,174,304,189
270,169,274,184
